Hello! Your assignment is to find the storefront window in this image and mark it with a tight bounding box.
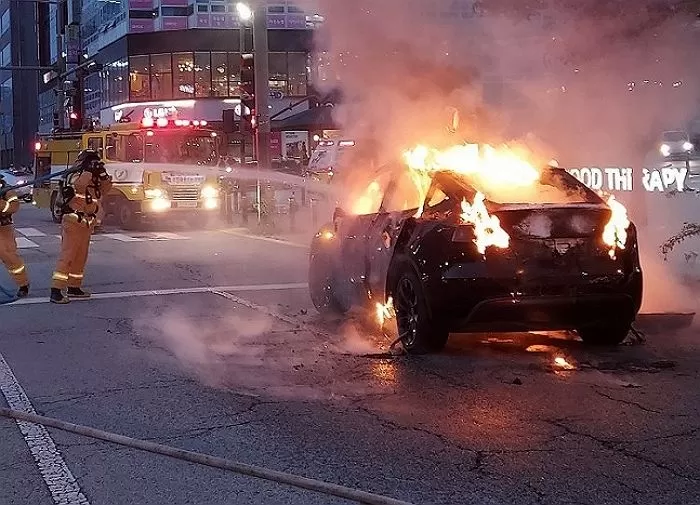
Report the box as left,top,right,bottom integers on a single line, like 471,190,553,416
268,53,287,96
211,52,228,97
287,52,307,96
150,54,173,100
227,52,241,96
129,55,150,101
173,52,194,98
194,52,212,97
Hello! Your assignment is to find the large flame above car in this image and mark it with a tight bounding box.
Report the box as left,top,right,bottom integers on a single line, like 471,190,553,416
461,193,510,254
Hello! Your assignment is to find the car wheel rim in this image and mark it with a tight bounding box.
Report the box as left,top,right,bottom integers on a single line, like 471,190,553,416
396,277,419,347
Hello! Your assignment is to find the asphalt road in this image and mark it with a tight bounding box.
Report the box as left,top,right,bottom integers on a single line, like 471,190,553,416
1,205,699,505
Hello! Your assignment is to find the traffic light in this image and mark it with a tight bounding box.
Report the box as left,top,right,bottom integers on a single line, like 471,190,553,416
69,111,81,131
240,53,255,132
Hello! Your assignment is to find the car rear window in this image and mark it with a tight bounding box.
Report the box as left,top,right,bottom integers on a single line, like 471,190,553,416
663,131,688,142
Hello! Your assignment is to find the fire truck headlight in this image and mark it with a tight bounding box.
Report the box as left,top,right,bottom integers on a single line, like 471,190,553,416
204,198,219,210
151,198,171,212
660,144,671,157
201,185,219,199
683,141,694,151
145,188,164,199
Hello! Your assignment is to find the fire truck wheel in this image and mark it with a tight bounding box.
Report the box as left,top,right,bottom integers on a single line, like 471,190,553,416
116,196,140,230
50,191,62,224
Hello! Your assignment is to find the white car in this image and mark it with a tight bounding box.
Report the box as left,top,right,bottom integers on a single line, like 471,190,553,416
659,130,694,160
0,169,33,202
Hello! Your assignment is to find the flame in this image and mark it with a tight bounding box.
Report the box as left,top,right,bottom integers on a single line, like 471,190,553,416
602,195,630,259
352,180,382,215
460,193,510,254
553,356,576,370
403,143,541,189
376,296,395,327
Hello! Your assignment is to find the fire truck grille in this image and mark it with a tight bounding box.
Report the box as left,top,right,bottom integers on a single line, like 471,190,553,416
170,186,200,201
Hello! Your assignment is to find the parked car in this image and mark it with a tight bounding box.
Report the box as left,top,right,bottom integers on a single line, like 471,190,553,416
309,161,643,354
659,130,694,160
0,168,33,202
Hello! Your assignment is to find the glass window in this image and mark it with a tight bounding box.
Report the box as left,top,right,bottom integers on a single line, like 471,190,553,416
111,58,128,105
197,4,208,12
383,172,422,212
1,10,9,35
287,53,307,96
227,52,241,96
211,4,225,12
86,136,104,157
1,44,10,66
268,53,287,96
173,52,194,98
129,55,150,101
194,52,211,97
211,52,228,97
150,54,173,100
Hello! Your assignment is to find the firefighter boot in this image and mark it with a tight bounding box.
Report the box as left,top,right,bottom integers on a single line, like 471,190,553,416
50,288,70,304
67,287,91,299
16,285,28,298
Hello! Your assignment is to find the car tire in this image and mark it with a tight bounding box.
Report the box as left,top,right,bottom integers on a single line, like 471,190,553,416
577,323,630,346
308,249,350,315
50,191,62,223
392,268,448,354
117,196,139,230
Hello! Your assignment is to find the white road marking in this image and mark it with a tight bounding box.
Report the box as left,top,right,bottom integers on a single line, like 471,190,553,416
0,353,90,505
3,283,308,306
15,237,40,249
221,230,310,249
15,227,46,237
100,233,143,242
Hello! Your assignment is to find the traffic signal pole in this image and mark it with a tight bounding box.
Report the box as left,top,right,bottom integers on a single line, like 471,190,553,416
252,2,270,171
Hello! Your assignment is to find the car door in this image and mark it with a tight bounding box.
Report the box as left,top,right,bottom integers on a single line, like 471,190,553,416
366,171,423,301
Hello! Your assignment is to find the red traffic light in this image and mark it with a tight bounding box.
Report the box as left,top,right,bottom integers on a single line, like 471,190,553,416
69,112,78,119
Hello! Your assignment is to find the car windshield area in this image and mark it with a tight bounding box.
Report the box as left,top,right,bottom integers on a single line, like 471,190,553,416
107,130,220,166
440,168,604,206
663,131,688,142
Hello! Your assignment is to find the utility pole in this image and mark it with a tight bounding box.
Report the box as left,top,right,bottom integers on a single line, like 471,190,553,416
239,19,247,163
252,1,270,171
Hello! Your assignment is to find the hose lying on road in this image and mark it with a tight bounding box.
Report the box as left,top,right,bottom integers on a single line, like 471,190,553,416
0,283,17,305
0,407,415,505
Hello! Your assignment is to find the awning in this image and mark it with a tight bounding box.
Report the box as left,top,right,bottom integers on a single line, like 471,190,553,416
272,104,339,131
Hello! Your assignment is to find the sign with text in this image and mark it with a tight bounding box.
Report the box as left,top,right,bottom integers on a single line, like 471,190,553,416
566,167,690,193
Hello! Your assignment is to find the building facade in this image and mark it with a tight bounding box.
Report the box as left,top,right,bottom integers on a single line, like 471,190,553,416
0,0,39,167
37,0,322,159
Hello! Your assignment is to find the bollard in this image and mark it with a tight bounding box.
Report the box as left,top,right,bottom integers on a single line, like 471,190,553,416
289,192,297,232
241,194,249,226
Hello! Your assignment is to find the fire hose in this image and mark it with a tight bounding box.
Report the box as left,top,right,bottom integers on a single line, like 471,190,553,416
0,165,85,198
0,407,415,505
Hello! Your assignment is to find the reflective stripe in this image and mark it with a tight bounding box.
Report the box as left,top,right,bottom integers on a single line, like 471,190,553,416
0,201,9,213
64,213,95,226
9,264,25,275
6,195,18,203
68,273,83,279
52,272,69,281
74,193,87,199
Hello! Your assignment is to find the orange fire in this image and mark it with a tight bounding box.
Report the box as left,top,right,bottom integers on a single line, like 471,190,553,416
602,195,630,259
460,193,510,254
376,296,395,327
352,180,382,215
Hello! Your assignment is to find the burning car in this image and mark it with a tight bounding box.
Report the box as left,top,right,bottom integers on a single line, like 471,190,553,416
309,143,643,354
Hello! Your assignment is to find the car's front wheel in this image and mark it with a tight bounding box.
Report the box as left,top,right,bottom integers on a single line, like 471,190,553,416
392,268,448,354
577,323,630,346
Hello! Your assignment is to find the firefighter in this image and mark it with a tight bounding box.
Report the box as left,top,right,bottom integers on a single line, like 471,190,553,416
50,150,112,304
0,175,29,298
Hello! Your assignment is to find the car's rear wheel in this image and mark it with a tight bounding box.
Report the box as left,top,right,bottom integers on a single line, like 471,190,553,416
309,250,350,315
577,323,630,346
393,269,448,354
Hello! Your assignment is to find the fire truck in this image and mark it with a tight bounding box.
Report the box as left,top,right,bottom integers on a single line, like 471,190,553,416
32,119,223,229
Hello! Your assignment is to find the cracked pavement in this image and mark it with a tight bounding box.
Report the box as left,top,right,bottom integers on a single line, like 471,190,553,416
1,206,699,505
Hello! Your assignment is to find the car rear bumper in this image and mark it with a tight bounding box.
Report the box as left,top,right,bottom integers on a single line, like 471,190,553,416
447,293,637,333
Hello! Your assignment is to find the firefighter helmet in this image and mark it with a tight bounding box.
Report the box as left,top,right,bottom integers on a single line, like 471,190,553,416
72,149,102,170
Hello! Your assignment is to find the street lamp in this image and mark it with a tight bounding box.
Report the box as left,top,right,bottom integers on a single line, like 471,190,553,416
236,2,253,22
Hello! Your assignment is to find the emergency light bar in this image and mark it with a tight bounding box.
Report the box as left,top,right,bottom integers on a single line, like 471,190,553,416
141,118,209,128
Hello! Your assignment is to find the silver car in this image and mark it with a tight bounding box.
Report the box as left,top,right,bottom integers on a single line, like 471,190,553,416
0,168,33,202
659,130,694,160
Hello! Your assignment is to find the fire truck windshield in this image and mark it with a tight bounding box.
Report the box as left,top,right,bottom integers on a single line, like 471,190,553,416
144,130,218,165
113,130,219,165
